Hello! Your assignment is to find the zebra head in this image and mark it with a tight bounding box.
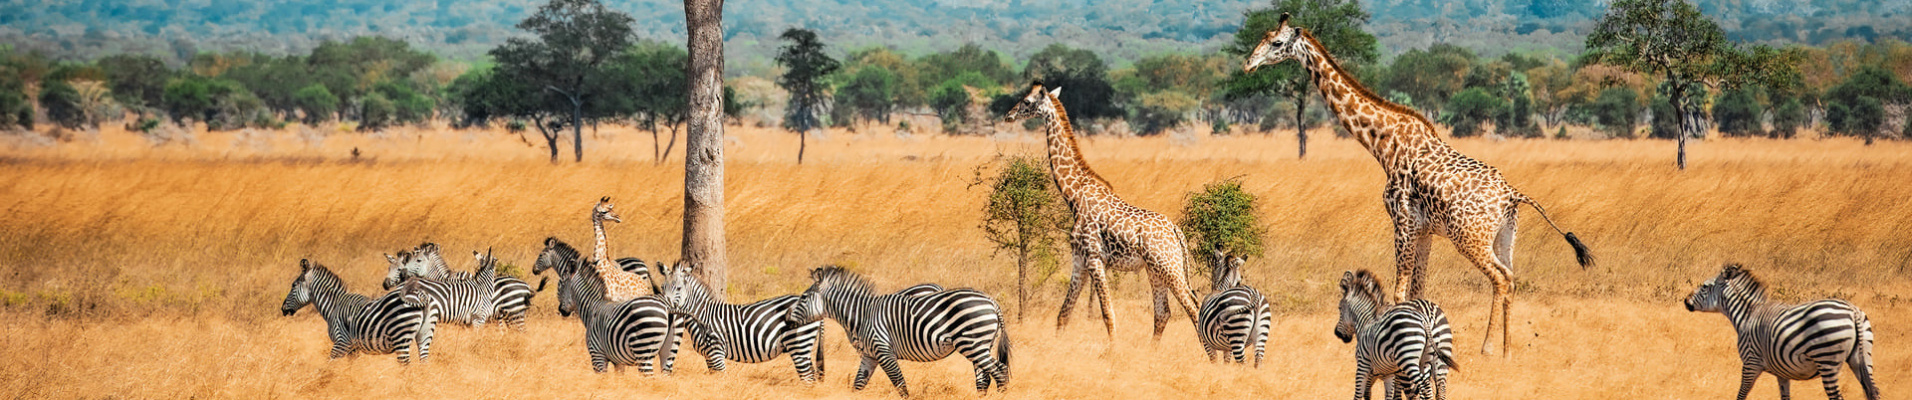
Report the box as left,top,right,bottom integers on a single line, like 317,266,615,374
283,259,323,316
381,250,413,290
592,197,623,224
555,264,592,318
1335,270,1387,343
787,289,828,326
656,260,703,310
534,237,582,277
1209,250,1246,291
802,266,877,321
1686,263,1765,313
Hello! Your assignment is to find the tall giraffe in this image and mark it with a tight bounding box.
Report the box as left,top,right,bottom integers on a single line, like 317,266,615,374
589,197,652,301
1243,13,1594,356
1004,82,1202,342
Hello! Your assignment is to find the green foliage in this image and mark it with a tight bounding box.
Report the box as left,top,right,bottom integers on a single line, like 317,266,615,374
1583,0,1803,143
1384,44,1475,115
1827,96,1885,140
775,28,839,134
1222,0,1378,139
1017,44,1123,123
1495,71,1542,137
487,0,635,161
359,92,396,132
95,54,172,110
39,80,86,129
1771,97,1806,139
1711,88,1762,137
374,82,433,125
308,37,438,99
1132,91,1199,136
1590,87,1639,138
1179,178,1266,270
290,84,338,125
977,156,1071,301
162,75,264,131
0,77,28,131
1822,66,1912,139
1443,87,1504,138
918,44,1017,88
1648,94,1680,139
837,66,899,125
603,42,690,133
929,74,989,134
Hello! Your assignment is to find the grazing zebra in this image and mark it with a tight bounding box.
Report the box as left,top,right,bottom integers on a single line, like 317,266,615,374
554,260,686,374
533,237,655,292
383,244,543,330
1196,253,1271,367
1336,270,1457,400
792,266,1010,397
382,248,497,327
656,261,825,383
1685,264,1879,400
281,259,439,364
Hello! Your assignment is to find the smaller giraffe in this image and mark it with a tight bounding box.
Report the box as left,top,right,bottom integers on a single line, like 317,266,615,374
589,196,651,302
1004,82,1203,342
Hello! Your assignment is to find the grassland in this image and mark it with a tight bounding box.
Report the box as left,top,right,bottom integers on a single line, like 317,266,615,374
1,124,1908,399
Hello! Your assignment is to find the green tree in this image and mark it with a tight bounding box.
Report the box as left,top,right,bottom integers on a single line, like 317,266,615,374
920,44,1017,87
0,76,29,130
1223,0,1378,158
977,156,1070,321
1443,87,1505,138
489,0,635,162
1591,87,1640,138
95,54,172,112
929,72,994,134
1179,178,1267,270
1770,97,1806,139
1711,87,1762,137
1016,44,1123,123
837,66,898,125
40,80,86,129
291,84,339,125
1132,91,1199,136
1384,44,1477,117
603,42,690,164
775,28,840,164
1583,0,1803,169
1822,66,1912,144
360,92,397,132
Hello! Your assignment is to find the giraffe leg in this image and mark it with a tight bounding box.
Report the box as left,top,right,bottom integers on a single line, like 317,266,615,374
1150,275,1170,341
1087,257,1116,339
1153,248,1205,336
1393,228,1433,301
1456,237,1513,356
1056,236,1096,332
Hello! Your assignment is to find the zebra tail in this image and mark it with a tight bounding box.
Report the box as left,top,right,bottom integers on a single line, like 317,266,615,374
1850,307,1879,400
1517,196,1595,268
995,317,1011,374
533,276,549,293
1246,292,1267,364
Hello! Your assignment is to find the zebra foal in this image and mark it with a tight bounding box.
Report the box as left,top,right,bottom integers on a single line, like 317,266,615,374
1197,252,1271,367
281,259,439,364
791,266,1010,397
1685,263,1879,400
1336,270,1457,400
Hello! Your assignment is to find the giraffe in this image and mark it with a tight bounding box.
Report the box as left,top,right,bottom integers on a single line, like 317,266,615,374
1242,13,1595,356
588,196,652,302
1004,82,1203,342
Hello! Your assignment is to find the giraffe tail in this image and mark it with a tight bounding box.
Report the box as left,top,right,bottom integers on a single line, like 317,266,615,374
1516,195,1595,268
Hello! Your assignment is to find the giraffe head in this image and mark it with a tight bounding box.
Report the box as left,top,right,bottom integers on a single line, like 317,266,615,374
1243,13,1304,73
1334,269,1387,343
1003,81,1062,123
1685,263,1766,313
592,196,623,224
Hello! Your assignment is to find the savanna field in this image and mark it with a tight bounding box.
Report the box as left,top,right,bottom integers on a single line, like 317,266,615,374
2,123,1909,399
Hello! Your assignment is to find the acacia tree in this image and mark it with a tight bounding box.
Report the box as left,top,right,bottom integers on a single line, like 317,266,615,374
1223,0,1377,159
491,0,634,163
684,0,729,296
978,156,1070,321
1583,0,1801,169
775,28,840,164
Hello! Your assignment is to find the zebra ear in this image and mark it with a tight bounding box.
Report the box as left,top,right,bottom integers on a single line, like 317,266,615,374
1338,271,1352,289
600,196,612,203
544,237,558,248
300,259,311,271
1721,263,1747,279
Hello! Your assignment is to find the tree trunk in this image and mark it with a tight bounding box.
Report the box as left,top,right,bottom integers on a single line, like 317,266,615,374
1016,242,1028,322
1295,92,1308,159
1672,85,1688,170
798,129,806,164
650,120,662,164
664,122,680,161
683,0,729,298
572,100,584,162
536,115,560,164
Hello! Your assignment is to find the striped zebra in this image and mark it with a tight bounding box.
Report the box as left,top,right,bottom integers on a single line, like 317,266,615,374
554,259,686,374
1685,264,1879,400
534,237,655,292
656,261,825,382
281,259,440,364
1337,270,1457,400
382,248,497,327
791,266,1010,397
1196,253,1271,367
383,244,543,330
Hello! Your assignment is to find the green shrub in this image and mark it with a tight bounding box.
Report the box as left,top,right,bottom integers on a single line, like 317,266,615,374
1442,87,1504,138
1713,88,1762,137
1771,98,1805,139
1132,91,1198,136
291,84,338,125
1179,178,1266,271
976,156,1070,321
39,80,86,129
1591,88,1638,138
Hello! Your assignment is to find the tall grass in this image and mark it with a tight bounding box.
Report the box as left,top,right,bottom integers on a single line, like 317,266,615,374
1,124,1907,398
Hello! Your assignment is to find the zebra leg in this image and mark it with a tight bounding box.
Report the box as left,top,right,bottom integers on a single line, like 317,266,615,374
1353,369,1376,400
853,356,876,391
394,337,412,365
957,337,998,393
592,352,610,373
1818,363,1847,400
1848,313,1880,400
874,346,909,397
1777,377,1790,400
1735,364,1760,400
789,341,820,383
1254,321,1269,368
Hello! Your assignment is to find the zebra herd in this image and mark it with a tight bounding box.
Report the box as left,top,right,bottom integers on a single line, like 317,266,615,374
279,204,1880,400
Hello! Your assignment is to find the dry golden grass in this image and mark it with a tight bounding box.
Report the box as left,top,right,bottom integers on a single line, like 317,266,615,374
1,123,1909,399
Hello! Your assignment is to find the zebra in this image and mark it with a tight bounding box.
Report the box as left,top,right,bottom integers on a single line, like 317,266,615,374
553,258,688,374
792,266,1010,397
1336,270,1457,400
533,237,655,292
655,261,825,383
1685,263,1879,400
381,247,496,327
383,244,543,330
1196,252,1271,367
281,259,440,364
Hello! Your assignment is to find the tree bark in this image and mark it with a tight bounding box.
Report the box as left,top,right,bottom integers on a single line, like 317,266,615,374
1672,84,1688,170
572,100,584,162
683,0,729,298
798,129,806,164
1016,242,1028,322
1295,91,1309,160
536,114,559,164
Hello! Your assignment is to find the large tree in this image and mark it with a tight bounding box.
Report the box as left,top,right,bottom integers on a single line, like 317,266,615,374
683,0,729,297
1223,0,1378,159
1019,44,1123,124
774,28,840,164
1583,0,1801,169
491,0,634,163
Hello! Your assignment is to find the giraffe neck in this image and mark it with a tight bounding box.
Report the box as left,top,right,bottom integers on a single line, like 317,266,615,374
1294,32,1450,171
591,217,614,277
1038,97,1114,210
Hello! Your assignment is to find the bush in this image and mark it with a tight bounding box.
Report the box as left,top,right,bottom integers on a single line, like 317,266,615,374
0,85,31,131
1131,91,1198,136
1648,95,1680,139
1770,97,1805,139
1712,88,1762,137
40,80,86,129
1179,178,1266,271
1849,96,1885,143
929,80,972,134
976,156,1070,320
1442,87,1504,137
291,84,338,125
360,92,397,132
1591,88,1639,138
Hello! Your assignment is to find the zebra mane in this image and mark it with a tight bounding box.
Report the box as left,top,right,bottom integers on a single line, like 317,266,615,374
1719,263,1767,300
1343,269,1387,304
303,261,349,292
811,265,875,295
543,237,583,274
